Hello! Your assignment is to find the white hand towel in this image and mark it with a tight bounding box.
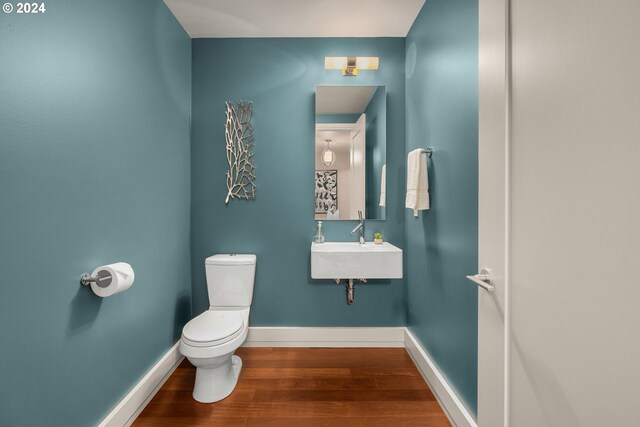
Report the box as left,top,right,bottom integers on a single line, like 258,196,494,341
405,149,429,217
379,164,386,207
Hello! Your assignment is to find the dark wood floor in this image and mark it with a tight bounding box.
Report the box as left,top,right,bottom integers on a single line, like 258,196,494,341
133,347,451,426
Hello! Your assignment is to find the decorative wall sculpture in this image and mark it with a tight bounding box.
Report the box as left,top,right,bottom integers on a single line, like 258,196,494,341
315,170,338,214
224,101,256,203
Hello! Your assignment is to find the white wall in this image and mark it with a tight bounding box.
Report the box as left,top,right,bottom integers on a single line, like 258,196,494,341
509,0,640,425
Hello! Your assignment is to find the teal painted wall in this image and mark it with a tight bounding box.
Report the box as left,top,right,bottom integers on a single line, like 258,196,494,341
405,0,479,415
0,1,191,426
365,86,386,220
191,38,406,324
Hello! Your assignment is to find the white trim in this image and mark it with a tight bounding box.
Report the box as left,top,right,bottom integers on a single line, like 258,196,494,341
404,329,477,427
98,342,184,427
243,326,405,347
316,123,356,132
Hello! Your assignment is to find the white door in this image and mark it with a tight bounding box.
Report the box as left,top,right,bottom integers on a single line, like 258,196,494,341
507,0,640,426
477,0,509,425
479,0,640,425
350,114,366,218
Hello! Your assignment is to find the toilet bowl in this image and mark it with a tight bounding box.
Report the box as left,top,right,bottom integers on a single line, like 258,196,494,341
180,308,250,402
180,254,256,403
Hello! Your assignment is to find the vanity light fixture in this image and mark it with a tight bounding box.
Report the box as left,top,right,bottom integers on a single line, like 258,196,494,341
325,56,379,76
322,139,335,166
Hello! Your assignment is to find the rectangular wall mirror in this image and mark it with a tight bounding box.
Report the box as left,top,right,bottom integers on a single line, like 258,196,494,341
315,85,386,221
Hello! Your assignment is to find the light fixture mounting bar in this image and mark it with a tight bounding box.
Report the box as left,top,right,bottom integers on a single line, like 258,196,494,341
324,56,379,76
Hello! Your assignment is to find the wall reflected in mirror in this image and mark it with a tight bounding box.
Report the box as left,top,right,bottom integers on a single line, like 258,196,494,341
315,86,386,221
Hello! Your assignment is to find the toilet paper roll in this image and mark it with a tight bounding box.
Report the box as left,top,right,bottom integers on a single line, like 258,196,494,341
90,262,135,298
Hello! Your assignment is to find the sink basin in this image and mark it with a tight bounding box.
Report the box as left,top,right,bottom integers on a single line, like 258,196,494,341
311,242,403,279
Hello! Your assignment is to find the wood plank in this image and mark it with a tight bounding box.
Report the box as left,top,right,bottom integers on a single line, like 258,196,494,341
245,416,452,427
143,389,255,405
252,389,435,402
172,359,193,370
141,401,445,418
374,375,434,390
350,367,420,377
240,367,351,380
160,372,195,390
134,417,246,427
236,378,378,391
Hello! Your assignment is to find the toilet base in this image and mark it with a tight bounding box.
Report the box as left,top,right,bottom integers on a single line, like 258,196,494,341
192,355,242,403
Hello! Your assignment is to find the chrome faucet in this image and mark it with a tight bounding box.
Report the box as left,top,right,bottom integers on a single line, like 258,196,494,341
351,210,365,244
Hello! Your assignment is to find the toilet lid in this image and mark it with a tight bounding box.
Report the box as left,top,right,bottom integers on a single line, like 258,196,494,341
182,310,244,347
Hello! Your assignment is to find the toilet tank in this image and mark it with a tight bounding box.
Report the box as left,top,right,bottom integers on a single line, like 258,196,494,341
205,254,256,308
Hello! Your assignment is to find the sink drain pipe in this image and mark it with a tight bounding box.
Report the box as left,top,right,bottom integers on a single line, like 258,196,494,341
335,279,367,304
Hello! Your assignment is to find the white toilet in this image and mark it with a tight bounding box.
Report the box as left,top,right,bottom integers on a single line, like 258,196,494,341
179,254,256,403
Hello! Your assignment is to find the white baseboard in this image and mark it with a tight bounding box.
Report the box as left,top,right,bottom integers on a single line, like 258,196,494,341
98,341,184,427
243,326,406,347
404,329,477,427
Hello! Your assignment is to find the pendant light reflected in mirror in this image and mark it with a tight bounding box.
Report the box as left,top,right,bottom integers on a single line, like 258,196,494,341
322,139,335,166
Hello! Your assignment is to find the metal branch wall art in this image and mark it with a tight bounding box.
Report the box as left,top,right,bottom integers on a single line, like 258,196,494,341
224,101,256,204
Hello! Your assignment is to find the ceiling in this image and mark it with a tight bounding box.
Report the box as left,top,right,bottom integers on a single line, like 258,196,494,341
316,130,351,154
316,86,377,115
163,0,426,38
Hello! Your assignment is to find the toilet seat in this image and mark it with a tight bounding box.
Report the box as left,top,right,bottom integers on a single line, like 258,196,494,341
182,310,245,348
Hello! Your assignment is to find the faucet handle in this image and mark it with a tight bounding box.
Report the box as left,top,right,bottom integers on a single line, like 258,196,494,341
358,210,363,221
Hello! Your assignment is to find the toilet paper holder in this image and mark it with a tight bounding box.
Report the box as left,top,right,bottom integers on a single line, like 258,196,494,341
80,262,135,297
80,270,113,288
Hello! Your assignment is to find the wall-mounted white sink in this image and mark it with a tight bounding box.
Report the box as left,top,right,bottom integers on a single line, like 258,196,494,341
311,242,403,279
